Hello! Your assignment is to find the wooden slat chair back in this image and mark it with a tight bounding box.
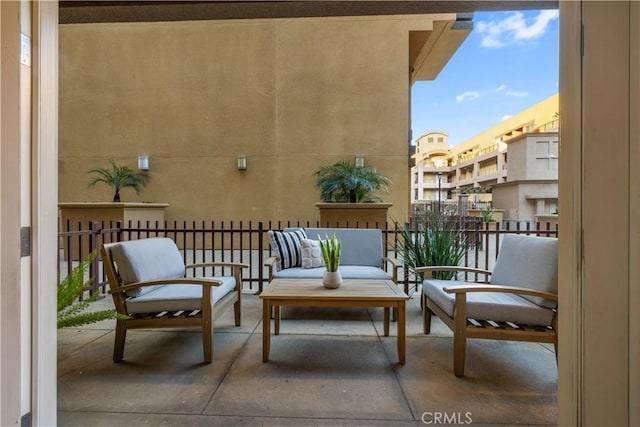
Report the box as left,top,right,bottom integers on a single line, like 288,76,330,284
416,234,558,377
101,237,247,363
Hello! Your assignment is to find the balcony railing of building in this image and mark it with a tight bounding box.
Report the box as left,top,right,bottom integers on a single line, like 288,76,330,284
533,118,560,133
58,218,558,300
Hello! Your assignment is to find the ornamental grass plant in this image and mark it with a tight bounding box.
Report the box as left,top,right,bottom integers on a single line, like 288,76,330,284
397,211,468,280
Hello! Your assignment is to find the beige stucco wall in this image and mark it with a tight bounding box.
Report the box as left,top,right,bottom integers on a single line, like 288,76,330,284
506,133,559,182
58,16,453,224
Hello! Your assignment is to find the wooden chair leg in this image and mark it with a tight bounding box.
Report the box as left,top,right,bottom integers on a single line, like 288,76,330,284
422,293,432,334
203,318,213,363
453,330,467,377
234,299,241,326
552,313,559,365
453,293,468,377
113,320,127,362
234,274,242,326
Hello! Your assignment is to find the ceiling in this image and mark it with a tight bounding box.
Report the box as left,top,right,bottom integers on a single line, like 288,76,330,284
59,1,558,24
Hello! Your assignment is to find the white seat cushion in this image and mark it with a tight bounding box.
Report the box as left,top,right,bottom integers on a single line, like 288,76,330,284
423,279,555,326
126,276,236,314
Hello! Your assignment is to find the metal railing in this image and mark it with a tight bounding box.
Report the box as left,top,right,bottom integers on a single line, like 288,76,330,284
58,219,558,298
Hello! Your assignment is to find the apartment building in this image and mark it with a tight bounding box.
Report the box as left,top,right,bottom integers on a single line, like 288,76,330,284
411,93,559,221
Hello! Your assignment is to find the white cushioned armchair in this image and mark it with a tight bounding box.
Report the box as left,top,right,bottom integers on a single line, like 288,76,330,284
416,234,558,377
101,237,247,363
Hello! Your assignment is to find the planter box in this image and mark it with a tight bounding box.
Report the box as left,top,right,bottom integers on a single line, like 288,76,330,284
535,214,559,231
315,202,392,228
59,202,168,260
467,209,504,224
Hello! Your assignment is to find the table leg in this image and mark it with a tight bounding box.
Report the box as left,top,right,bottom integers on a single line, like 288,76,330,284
262,299,270,362
397,301,406,365
383,307,390,336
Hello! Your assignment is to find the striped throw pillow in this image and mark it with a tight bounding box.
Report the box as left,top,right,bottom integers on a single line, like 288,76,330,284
268,229,307,270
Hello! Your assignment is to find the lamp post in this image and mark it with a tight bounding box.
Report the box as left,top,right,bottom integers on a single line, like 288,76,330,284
436,171,443,213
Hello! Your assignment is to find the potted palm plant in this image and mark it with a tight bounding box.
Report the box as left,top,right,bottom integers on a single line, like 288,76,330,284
319,234,342,288
88,159,150,202
314,159,392,227
59,159,165,261
314,159,391,203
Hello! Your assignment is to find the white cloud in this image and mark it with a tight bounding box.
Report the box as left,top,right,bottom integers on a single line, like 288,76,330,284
476,10,559,48
456,91,480,102
502,115,514,121
456,85,523,103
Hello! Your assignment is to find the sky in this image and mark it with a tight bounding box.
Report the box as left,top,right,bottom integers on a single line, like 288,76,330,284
411,9,559,146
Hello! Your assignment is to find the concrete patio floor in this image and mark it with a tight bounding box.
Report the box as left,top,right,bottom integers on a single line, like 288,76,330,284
57,291,557,426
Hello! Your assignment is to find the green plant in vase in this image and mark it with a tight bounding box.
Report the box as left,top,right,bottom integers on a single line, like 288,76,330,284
319,234,343,288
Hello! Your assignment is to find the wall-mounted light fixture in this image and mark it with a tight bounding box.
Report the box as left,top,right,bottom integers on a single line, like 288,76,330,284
237,154,247,171
137,155,150,171
355,155,365,168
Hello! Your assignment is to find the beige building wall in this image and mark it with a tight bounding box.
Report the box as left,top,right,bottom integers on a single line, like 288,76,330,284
59,15,463,225
452,93,559,156
505,132,559,182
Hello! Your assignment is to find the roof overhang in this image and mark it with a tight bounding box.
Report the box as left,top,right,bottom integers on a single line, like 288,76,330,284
409,13,473,84
59,1,559,24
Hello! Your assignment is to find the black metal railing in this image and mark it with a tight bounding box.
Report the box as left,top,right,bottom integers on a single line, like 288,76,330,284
58,219,558,297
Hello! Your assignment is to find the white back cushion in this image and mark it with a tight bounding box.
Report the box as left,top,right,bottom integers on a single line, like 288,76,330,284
296,228,384,267
110,238,185,296
490,234,558,308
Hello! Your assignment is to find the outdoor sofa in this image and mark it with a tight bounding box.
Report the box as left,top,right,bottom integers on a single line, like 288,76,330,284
265,227,402,284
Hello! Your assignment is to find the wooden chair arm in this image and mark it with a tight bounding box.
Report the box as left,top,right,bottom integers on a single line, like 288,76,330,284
265,256,278,281
414,266,491,279
384,256,403,284
384,256,403,268
443,283,558,301
108,278,223,295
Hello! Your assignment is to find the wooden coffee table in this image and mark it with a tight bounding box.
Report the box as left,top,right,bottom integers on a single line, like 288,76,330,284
260,278,409,364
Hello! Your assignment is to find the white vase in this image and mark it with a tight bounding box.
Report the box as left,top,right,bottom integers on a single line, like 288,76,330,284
322,270,343,289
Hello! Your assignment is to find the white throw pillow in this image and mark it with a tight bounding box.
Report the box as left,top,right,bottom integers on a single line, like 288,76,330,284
300,239,325,269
